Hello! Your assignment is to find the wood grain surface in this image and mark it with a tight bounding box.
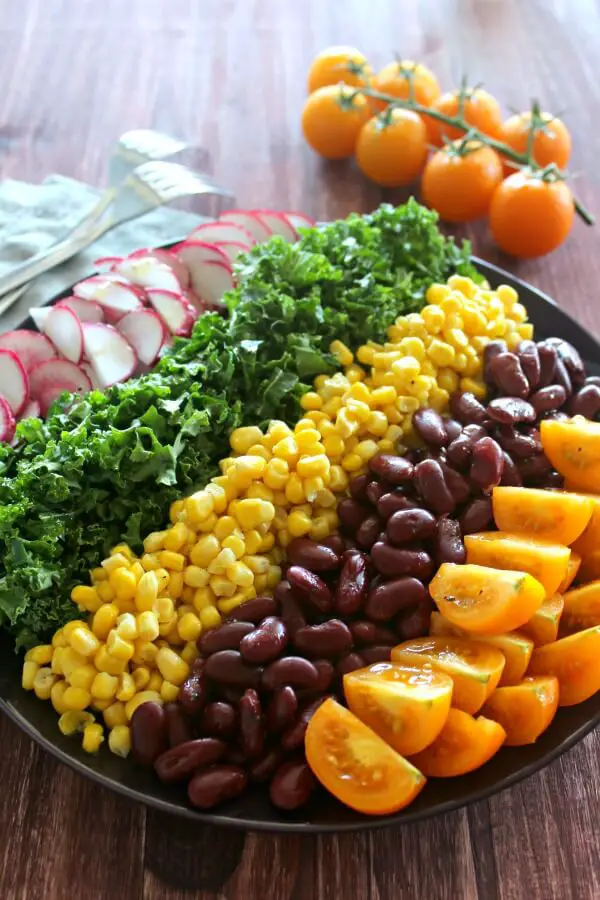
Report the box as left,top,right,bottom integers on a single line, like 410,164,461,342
1,0,600,897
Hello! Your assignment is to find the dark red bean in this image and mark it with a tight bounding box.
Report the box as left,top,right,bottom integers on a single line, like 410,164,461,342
215,686,245,706
355,514,383,550
312,659,335,692
131,702,168,767
414,459,455,513
444,418,463,443
239,689,265,759
434,516,466,566
178,671,210,716
484,340,508,382
570,383,600,419
386,508,436,545
199,701,237,739
487,397,536,425
496,426,539,459
262,657,320,691
248,747,285,784
224,746,247,766
320,534,345,556
537,343,558,388
154,738,226,783
488,353,530,398
335,549,369,615
287,565,333,613
164,703,194,748
470,436,504,492
293,619,353,659
188,765,247,809
281,696,330,751
546,338,585,386
439,463,471,505
277,583,307,638
370,542,433,580
226,595,278,623
460,497,493,534
377,491,417,520
239,617,288,665
361,645,393,664
197,621,255,656
349,473,370,502
366,480,385,506
349,621,397,647
365,577,428,622
500,451,523,486
450,391,489,425
446,424,488,469
395,601,432,641
270,759,317,811
190,658,206,676
517,340,541,390
552,357,572,396
368,454,414,485
338,498,370,534
539,470,564,488
287,537,340,572
335,652,366,678
518,454,552,482
530,384,567,415
204,650,261,688
266,686,298,732
412,408,448,447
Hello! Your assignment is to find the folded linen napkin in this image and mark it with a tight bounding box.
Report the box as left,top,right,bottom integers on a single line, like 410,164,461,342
0,175,208,332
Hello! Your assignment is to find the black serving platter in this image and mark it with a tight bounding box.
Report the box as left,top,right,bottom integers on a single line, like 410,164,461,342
1,257,599,833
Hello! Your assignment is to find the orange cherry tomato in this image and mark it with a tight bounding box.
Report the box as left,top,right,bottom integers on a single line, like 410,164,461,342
391,635,505,714
305,698,426,815
429,563,545,635
542,418,600,495
578,551,600,584
343,662,453,756
561,580,600,635
422,141,504,223
528,625,600,706
492,486,594,546
481,676,559,746
489,170,575,258
307,46,372,94
571,494,600,559
372,60,440,112
557,551,581,594
355,109,428,187
408,708,506,777
464,531,571,598
521,593,565,647
427,87,503,145
301,84,371,159
501,111,571,173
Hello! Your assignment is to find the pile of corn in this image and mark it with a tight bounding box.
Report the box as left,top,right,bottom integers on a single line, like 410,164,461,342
21,275,532,755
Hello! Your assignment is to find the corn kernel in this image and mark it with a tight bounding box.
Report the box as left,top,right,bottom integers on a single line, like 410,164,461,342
71,585,102,613
134,570,159,613
94,646,127,676
259,531,275,552
156,647,189,685
143,531,167,554
192,586,216,612
300,391,323,411
135,610,159,642
59,710,95,735
101,553,130,575
459,377,487,399
329,465,349,493
217,593,247,615
164,521,190,552
22,660,39,690
181,642,199,665
91,672,118,701
132,667,150,690
235,498,275,530
190,534,221,567
170,499,185,523
108,724,132,757
210,575,237,598
114,673,135,704
341,452,363,473
125,690,162,721
68,664,96,691
285,510,311,538
167,570,184,600
115,612,137,642
52,628,68,649
59,647,88,677
103,700,128,729
63,685,92,710
91,566,107,583
106,630,134,662
158,550,185,572
437,368,460,394
160,680,180,703
230,425,264,454
177,612,203,642
199,606,222,630
50,680,69,714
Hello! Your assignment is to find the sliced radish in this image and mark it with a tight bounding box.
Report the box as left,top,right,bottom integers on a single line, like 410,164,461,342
182,289,207,315
28,359,92,415
73,277,145,318
0,395,16,442
252,210,297,243
56,297,104,323
82,324,137,387
189,221,255,247
81,362,103,391
213,241,251,264
128,248,191,291
94,256,124,269
113,256,182,294
0,329,55,372
0,349,29,416
181,260,234,309
219,209,272,242
19,399,41,419
29,307,52,331
282,211,316,234
42,306,84,364
146,289,197,337
176,240,231,272
117,309,167,365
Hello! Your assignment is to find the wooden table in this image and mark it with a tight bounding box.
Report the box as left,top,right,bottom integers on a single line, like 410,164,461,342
1,1,600,897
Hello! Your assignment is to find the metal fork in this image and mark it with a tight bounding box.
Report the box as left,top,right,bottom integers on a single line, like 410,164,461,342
0,160,232,311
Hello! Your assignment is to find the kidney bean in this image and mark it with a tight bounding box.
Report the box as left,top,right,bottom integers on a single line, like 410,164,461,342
320,535,345,557
287,537,340,572
349,473,370,502
377,491,417,520
277,583,307,638
412,407,448,447
293,619,353,659
188,765,247,809
312,659,335,693
370,542,433,580
262,657,320,691
281,696,330,751
178,671,210,716
450,391,489,425
446,424,488,470
460,497,493,534
239,689,265,759
395,600,432,641
552,357,572,396
436,464,469,506
517,340,541,390
270,759,317,811
414,459,456,513
484,339,508,381
496,426,539,459
349,621,397,647
544,338,586,386
205,650,261,688
442,418,462,443
287,566,333,613
265,686,298,732
487,397,536,425
335,652,366,678
386,508,436,545
518,454,552,482
198,621,255,656
239,617,288,665
530,384,567,415
248,747,285,784
488,353,530,398
500,451,523,486
164,703,194,748
355,514,383,550
365,576,428,622
539,470,564,488
537,343,558,388
199,701,237,739
226,595,278,624
216,686,245,706
361,645,393,664
366,481,385,506
434,516,466,566
154,738,226,784
338,498,370,534
570,383,600,418
131,702,168,767
335,549,369,615
369,454,414,485
224,746,247,766
470,436,504,492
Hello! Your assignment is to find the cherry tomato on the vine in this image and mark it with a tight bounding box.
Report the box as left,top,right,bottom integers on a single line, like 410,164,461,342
489,170,575,258
356,108,429,187
427,87,503,145
372,60,440,112
307,46,372,94
421,140,503,222
301,84,371,159
501,111,572,173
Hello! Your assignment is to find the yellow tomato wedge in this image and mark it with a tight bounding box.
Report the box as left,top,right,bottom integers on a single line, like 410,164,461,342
305,698,426,815
561,580,600,634
520,593,564,646
464,531,570,598
492,486,594,546
558,551,581,593
429,563,545,635
578,550,600,585
481,676,559,745
528,625,600,705
541,417,600,494
343,662,453,756
429,612,533,686
570,493,600,558
391,635,505,714
408,708,506,777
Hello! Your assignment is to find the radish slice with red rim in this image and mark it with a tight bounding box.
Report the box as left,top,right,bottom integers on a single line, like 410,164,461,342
252,210,297,242
146,289,197,337
0,349,29,416
183,259,233,308
0,395,16,443
218,209,272,242
28,359,92,415
281,211,316,233
213,241,251,263
73,277,145,317
182,289,207,315
0,329,55,372
82,324,138,387
42,306,84,364
117,309,167,365
113,256,182,294
94,256,124,269
176,240,231,271
56,297,104,323
19,399,41,420
127,248,191,291
189,221,255,247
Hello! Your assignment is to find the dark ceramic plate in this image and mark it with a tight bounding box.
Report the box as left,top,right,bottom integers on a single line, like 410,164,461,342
1,257,599,833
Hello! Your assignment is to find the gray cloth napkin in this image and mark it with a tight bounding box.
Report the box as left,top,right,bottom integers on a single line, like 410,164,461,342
0,175,208,332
